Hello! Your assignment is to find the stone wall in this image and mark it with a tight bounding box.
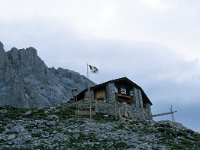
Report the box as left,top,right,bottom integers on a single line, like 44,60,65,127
138,89,144,108
75,98,152,120
106,83,116,103
95,100,115,115
143,103,152,119
133,88,143,108
133,88,139,108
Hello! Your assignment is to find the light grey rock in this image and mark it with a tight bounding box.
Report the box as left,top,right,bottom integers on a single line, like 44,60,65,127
0,109,8,114
13,125,26,133
46,115,59,126
7,134,16,140
0,41,94,108
23,110,32,116
47,115,59,122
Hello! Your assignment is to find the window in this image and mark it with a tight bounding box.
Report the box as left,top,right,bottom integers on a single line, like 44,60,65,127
95,90,105,100
129,90,134,96
120,88,126,95
114,87,118,93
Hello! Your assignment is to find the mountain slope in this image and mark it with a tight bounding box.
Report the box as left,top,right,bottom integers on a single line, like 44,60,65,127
0,106,199,150
0,42,93,108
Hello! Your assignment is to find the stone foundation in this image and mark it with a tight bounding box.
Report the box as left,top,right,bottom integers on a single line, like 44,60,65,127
74,98,152,120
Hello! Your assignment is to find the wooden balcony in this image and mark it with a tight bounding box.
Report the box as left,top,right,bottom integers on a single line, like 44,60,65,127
116,93,133,104
116,93,132,99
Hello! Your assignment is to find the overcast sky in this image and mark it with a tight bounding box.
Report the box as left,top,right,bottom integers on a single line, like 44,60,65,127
0,0,200,132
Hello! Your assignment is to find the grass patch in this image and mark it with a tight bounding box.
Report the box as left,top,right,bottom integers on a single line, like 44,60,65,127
32,132,42,138
113,141,129,149
27,109,48,119
93,113,115,122
0,127,5,133
0,107,28,121
54,107,76,120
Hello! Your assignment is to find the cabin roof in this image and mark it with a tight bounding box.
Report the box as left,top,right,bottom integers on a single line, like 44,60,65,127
76,77,152,105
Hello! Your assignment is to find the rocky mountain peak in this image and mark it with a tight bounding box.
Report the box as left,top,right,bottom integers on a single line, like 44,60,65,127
0,42,94,108
0,41,4,52
10,47,18,52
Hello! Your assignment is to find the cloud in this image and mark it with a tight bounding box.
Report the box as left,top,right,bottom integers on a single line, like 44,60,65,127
1,0,200,60
139,0,175,11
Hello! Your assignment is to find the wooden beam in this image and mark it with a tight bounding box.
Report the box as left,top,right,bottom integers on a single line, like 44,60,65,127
152,111,177,117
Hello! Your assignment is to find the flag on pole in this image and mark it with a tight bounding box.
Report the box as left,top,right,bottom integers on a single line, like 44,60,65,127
89,65,99,74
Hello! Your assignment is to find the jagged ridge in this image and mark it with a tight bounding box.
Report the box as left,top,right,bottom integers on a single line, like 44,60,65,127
0,41,93,108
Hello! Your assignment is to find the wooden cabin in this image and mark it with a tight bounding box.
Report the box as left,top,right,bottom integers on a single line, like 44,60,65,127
75,77,153,120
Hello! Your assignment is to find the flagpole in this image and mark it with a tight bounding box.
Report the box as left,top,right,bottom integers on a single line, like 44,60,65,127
87,63,89,79
87,64,92,120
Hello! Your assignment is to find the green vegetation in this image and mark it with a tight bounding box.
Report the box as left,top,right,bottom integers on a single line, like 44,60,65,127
153,124,200,149
0,127,5,133
28,109,48,119
54,107,76,120
93,113,115,122
1,106,200,149
113,141,129,149
0,107,28,121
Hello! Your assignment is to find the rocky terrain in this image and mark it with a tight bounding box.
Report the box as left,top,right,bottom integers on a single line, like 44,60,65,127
0,41,93,108
0,106,200,150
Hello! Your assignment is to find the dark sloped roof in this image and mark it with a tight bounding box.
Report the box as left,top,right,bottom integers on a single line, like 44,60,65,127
76,77,152,105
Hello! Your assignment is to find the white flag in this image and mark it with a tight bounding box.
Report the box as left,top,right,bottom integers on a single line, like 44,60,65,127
89,65,99,73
